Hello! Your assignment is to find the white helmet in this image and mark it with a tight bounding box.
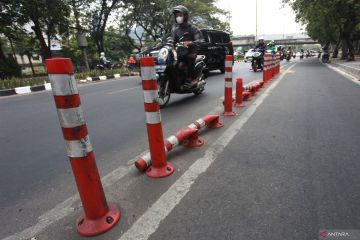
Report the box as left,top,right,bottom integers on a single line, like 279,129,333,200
100,52,105,57
258,36,264,42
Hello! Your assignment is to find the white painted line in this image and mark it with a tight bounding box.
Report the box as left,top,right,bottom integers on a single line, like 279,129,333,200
118,63,298,240
107,86,141,95
3,163,132,240
332,62,360,71
4,63,295,240
325,63,360,86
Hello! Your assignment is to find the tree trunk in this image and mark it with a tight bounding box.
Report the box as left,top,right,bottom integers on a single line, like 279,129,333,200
31,18,51,60
341,38,348,60
27,53,36,76
332,39,341,58
0,40,7,61
8,38,17,61
346,38,355,61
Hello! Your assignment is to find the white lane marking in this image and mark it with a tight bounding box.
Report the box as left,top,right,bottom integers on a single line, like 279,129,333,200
4,63,295,240
3,164,132,240
325,63,360,86
107,86,141,95
118,63,298,240
332,62,360,71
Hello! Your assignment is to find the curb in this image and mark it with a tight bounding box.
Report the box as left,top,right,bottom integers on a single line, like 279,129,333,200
329,62,360,80
0,85,49,97
0,72,140,98
85,73,121,82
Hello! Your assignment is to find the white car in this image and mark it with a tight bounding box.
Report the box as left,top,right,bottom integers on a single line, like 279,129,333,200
244,49,255,62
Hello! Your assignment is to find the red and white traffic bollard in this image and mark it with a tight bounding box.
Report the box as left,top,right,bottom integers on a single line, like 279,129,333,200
140,57,174,178
234,78,245,108
45,58,120,237
271,54,276,78
135,127,199,172
135,114,223,172
222,55,236,116
276,52,281,75
263,53,272,83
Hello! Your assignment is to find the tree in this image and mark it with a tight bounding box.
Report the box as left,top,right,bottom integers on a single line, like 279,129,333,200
18,0,71,60
283,0,360,60
120,0,230,52
0,0,23,78
85,0,123,53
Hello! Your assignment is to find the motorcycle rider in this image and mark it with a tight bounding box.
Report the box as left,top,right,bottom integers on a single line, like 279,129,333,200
267,40,276,54
171,5,204,87
99,52,111,69
255,37,266,52
252,37,266,68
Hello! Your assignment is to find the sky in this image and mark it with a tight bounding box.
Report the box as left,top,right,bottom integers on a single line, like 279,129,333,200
215,0,304,36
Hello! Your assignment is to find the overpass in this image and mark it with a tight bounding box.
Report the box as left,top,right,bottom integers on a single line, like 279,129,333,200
232,35,319,51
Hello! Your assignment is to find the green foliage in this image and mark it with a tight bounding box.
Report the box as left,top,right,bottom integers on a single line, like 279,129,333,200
283,0,360,59
0,0,230,75
0,76,45,90
120,0,230,51
0,57,21,79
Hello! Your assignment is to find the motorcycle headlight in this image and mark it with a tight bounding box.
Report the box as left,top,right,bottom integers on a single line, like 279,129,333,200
157,48,169,63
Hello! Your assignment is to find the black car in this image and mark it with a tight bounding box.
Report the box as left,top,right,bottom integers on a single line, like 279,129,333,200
197,29,233,74
141,29,233,74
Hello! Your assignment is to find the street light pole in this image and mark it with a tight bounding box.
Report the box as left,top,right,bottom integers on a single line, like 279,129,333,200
256,0,258,42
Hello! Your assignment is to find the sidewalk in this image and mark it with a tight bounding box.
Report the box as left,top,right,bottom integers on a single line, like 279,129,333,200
329,56,360,80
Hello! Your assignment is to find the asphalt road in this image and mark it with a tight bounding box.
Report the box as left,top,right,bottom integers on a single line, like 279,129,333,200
2,58,359,240
0,60,279,239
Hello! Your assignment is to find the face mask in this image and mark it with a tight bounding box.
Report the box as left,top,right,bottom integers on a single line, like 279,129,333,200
176,16,184,24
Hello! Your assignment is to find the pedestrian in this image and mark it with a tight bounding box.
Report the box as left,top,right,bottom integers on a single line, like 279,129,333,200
127,55,136,70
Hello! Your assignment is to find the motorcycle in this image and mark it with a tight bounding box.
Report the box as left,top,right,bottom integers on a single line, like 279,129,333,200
321,51,330,63
286,51,291,61
96,61,115,70
153,37,206,108
251,48,264,72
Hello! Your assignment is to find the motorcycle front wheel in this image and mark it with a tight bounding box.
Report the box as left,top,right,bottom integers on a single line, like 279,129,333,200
157,80,171,108
252,62,257,72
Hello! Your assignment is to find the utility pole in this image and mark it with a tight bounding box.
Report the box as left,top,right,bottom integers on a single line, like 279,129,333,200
256,0,258,42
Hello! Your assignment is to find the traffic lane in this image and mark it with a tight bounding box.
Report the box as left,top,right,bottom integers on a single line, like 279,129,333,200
148,58,360,239
0,62,294,238
0,64,262,238
0,76,142,206
0,60,290,209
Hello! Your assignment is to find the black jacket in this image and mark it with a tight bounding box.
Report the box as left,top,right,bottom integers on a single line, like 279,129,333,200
171,23,203,53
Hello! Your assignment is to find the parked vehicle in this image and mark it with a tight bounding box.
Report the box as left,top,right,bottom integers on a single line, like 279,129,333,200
197,29,233,74
152,38,206,108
